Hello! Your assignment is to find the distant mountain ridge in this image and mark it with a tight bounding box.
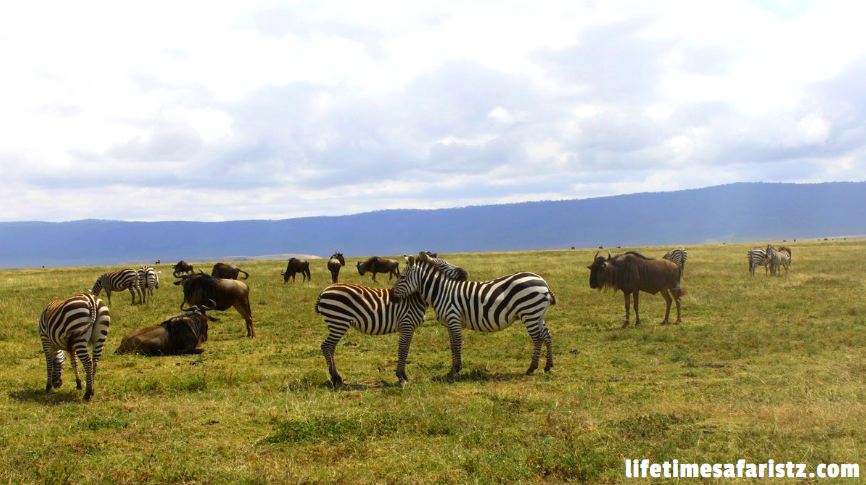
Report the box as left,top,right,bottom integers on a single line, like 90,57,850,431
1,182,864,268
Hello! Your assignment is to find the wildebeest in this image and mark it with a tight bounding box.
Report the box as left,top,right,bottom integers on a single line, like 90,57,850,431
115,303,216,355
356,256,400,282
282,258,311,282
211,262,249,280
588,251,685,327
173,273,255,338
173,260,194,278
327,253,345,283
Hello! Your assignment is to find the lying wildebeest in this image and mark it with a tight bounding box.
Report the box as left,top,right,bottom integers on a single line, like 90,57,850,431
115,303,216,355
356,256,400,282
211,262,249,280
327,253,345,283
588,251,685,327
282,257,311,282
173,260,194,278
174,272,255,338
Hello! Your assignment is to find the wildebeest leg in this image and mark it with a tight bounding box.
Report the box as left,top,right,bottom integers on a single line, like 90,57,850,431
233,301,255,338
321,322,349,387
445,318,463,378
674,290,682,324
633,291,641,326
372,272,378,282
622,293,631,328
660,289,672,325
396,322,416,385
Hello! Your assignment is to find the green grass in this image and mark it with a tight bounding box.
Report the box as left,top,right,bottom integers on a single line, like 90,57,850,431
0,240,864,483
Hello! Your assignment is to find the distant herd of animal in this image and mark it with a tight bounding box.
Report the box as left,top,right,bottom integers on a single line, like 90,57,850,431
36,245,791,400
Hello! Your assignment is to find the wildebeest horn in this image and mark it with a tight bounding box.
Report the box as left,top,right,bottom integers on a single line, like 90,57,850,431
607,250,612,259
594,251,599,259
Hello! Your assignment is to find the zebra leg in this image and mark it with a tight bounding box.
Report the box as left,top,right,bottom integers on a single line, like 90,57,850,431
525,319,543,375
68,350,82,389
396,323,417,385
660,289,672,325
622,293,631,328
633,291,642,326
73,344,94,401
321,323,349,387
42,341,57,392
445,319,463,378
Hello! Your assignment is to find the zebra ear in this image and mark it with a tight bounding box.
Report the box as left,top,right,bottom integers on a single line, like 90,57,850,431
407,256,416,267
418,251,430,263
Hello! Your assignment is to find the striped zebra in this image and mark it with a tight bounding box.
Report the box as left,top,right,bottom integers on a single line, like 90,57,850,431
92,269,142,305
747,248,769,276
137,266,160,303
39,293,111,400
766,245,791,276
393,252,556,377
662,248,688,278
316,283,428,386
404,254,468,281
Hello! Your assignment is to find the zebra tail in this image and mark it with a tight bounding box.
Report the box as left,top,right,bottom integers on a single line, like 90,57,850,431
548,288,557,305
314,293,323,314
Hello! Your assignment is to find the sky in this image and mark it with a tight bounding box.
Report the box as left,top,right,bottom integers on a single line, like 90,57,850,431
1,0,865,222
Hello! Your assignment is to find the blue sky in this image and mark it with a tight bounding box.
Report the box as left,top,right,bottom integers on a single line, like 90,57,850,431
0,0,864,221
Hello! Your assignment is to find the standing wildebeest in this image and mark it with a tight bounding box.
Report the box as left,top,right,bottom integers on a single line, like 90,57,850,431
174,273,255,338
327,253,346,283
173,260,194,278
588,251,685,327
282,258,311,282
115,303,216,355
211,262,249,280
356,256,400,282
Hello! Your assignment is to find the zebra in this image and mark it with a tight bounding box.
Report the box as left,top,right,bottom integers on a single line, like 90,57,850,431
39,292,111,400
662,248,688,278
315,283,428,386
404,254,469,281
766,245,791,276
393,252,556,378
137,266,160,303
747,248,769,276
92,268,143,305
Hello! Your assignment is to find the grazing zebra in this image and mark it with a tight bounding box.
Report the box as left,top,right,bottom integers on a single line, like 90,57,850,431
404,254,469,281
316,283,427,386
393,253,556,377
747,248,769,276
662,248,688,278
137,266,160,303
766,245,791,276
92,269,142,305
39,293,111,400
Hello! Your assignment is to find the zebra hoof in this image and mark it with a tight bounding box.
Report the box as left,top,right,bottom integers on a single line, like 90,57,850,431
526,367,536,375
621,321,630,328
544,364,553,373
330,376,343,388
83,391,93,401
76,381,82,390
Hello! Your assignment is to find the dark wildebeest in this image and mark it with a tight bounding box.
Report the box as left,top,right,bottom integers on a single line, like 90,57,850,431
115,303,217,355
173,260,194,278
356,256,400,282
327,253,345,283
588,251,685,327
211,262,249,280
282,257,311,282
173,273,255,338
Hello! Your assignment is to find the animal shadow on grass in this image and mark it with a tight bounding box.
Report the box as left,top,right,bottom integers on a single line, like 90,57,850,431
9,389,81,405
431,368,524,383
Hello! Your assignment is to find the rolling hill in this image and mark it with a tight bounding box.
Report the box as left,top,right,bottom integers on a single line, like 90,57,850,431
1,182,864,268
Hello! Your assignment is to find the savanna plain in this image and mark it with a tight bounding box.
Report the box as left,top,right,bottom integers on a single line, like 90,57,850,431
0,240,864,484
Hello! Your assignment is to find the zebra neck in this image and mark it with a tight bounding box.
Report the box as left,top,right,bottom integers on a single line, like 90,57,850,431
420,268,459,309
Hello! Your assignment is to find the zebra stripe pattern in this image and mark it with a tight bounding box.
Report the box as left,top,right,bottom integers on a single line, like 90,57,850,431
316,283,428,385
662,248,688,278
39,293,111,400
747,248,769,276
393,254,556,377
406,254,469,281
137,266,160,303
766,245,791,276
92,269,142,305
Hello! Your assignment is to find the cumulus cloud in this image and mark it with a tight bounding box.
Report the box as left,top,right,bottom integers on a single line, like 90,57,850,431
1,0,865,221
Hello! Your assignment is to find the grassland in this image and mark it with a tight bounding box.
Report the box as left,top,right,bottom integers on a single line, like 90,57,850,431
0,240,864,484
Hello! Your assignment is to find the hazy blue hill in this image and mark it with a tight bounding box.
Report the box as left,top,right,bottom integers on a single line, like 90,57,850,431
1,182,864,268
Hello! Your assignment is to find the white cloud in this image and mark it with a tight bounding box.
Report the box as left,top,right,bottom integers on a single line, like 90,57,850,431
1,0,865,221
